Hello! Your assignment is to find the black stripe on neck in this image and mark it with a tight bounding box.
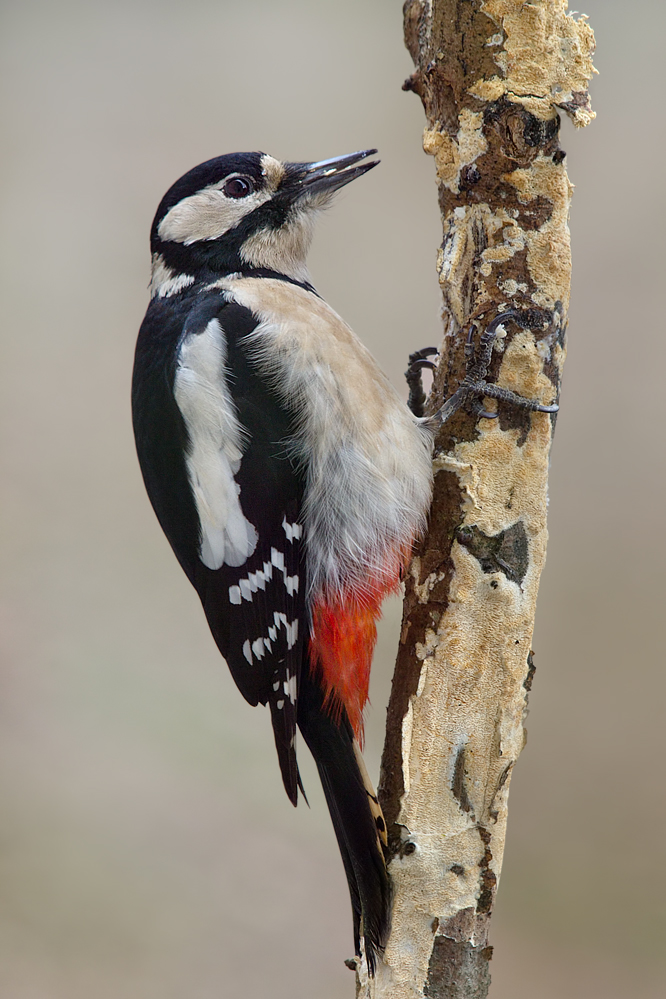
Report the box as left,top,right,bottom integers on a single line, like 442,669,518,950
237,267,319,297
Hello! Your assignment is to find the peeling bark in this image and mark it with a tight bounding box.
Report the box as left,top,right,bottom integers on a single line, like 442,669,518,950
356,3,595,996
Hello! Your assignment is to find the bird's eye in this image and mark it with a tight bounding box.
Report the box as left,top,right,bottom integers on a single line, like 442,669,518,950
223,176,254,199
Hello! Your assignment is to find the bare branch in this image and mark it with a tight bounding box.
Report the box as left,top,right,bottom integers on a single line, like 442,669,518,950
357,3,595,995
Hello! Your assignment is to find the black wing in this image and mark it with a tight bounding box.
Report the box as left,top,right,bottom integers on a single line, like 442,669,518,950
132,289,307,803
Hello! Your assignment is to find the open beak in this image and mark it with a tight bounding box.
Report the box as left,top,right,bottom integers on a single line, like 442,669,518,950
286,149,379,198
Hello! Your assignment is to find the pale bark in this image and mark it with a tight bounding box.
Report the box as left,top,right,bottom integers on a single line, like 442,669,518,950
356,3,596,996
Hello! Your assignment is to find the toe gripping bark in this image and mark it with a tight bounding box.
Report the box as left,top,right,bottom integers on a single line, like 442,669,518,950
406,311,559,423
405,346,438,417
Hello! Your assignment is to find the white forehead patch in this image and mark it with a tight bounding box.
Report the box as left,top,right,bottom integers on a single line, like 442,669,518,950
260,154,285,189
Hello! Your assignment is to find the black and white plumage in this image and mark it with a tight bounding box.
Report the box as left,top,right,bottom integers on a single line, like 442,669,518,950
131,149,434,969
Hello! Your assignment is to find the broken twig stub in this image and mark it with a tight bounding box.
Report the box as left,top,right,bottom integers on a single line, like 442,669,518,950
357,3,596,996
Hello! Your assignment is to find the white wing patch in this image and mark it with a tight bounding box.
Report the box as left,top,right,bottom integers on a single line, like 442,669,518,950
173,318,258,569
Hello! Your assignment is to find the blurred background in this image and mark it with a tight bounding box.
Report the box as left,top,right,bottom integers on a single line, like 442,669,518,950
1,0,664,996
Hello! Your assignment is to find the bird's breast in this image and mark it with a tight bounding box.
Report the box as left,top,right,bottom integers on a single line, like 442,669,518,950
209,276,434,600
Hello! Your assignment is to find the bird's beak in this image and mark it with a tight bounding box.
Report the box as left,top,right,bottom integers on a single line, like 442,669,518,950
286,149,379,199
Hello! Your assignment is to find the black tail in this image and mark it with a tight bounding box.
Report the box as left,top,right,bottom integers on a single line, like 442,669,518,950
297,668,391,973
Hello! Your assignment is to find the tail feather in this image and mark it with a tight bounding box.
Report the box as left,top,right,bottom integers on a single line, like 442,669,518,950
268,696,301,806
297,668,390,973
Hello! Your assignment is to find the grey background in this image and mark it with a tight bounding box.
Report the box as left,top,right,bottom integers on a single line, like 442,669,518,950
1,1,664,996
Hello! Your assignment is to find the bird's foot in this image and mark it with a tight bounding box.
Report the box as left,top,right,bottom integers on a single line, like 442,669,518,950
405,346,438,417
434,311,559,426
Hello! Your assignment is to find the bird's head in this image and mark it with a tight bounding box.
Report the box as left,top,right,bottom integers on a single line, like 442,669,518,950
149,149,379,295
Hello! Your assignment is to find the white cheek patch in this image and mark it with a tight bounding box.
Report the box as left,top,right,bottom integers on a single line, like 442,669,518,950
173,318,258,569
158,188,272,245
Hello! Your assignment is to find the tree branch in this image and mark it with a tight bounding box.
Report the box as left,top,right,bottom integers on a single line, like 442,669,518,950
357,3,595,995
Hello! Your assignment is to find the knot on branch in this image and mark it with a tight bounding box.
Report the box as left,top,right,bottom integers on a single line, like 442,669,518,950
484,97,561,167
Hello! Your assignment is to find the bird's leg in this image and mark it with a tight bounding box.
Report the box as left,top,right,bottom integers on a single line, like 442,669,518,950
405,347,438,417
433,311,559,426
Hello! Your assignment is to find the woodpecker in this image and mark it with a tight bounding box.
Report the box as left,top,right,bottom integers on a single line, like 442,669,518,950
132,149,433,969
132,149,558,970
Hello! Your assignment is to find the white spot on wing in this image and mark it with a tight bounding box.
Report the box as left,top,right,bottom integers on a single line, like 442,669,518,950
282,517,303,542
286,619,298,650
242,640,252,664
270,548,285,572
284,675,298,703
173,318,258,570
233,561,286,603
235,549,299,598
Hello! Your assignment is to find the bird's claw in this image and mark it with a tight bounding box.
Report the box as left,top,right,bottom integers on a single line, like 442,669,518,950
405,347,439,417
433,311,559,426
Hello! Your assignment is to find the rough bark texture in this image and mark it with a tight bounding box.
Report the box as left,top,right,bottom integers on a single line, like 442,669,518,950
356,3,595,996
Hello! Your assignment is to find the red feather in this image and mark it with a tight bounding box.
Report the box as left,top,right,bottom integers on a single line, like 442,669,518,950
309,544,412,743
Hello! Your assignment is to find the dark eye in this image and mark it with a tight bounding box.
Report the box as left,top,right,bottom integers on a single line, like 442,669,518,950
223,176,254,199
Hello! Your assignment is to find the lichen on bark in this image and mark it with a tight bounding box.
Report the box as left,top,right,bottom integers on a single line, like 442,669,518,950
356,3,595,997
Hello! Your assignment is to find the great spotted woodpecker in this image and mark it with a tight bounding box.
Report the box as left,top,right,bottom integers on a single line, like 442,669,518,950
131,149,558,970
